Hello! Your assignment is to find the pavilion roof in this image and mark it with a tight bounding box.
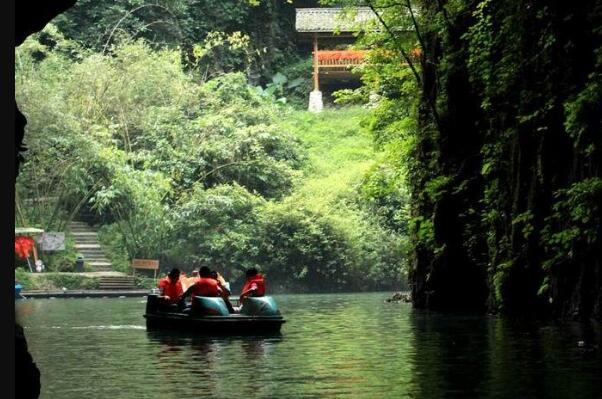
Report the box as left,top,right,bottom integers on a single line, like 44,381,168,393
295,7,377,33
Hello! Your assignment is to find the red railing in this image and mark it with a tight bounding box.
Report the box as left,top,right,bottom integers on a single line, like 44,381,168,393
316,50,367,68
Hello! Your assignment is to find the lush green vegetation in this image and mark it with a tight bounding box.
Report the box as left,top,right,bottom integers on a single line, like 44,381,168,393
51,0,304,84
15,269,101,290
15,18,408,292
333,0,601,320
17,0,598,320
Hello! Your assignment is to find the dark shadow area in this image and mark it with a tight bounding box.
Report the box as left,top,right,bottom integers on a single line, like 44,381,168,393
407,309,602,399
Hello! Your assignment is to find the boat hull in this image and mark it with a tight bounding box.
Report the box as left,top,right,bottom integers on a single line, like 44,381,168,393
144,294,285,334
144,312,285,334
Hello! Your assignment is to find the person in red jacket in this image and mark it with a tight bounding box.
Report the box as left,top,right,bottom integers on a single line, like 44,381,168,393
182,265,221,297
157,268,185,311
211,270,236,314
239,268,266,303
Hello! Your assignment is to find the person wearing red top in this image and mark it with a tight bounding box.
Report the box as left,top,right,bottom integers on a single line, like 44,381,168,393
211,270,236,314
183,267,221,297
157,268,185,311
239,268,266,303
181,267,223,314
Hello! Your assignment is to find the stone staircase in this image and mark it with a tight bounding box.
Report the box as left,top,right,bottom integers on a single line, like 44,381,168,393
69,221,136,290
69,221,113,272
98,275,136,290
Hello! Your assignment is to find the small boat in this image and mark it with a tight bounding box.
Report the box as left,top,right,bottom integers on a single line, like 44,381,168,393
144,294,285,334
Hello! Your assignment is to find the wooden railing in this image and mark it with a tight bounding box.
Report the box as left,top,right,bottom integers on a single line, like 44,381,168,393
315,50,367,70
318,59,365,68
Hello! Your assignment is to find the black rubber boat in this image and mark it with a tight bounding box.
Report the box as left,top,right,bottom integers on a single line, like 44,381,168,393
144,294,285,334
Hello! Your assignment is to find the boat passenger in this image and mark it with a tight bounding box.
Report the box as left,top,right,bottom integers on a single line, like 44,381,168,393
211,270,236,314
183,267,221,298
180,269,199,293
157,268,185,311
182,266,223,313
239,268,266,303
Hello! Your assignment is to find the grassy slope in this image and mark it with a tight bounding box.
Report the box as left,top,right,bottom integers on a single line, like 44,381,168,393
277,106,376,214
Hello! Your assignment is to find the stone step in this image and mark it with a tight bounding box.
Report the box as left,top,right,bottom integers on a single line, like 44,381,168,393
80,253,108,258
98,278,136,289
81,256,109,261
69,221,114,272
78,252,108,257
89,261,112,267
98,285,136,290
68,222,89,227
100,275,134,281
75,243,102,249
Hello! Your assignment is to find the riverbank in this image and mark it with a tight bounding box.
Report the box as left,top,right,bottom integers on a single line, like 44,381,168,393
15,270,155,291
19,289,149,299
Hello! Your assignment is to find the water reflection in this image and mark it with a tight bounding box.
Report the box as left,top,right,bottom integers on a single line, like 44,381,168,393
407,310,602,399
146,330,283,398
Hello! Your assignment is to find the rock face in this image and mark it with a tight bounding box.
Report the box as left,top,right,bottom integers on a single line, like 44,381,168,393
409,1,601,321
386,292,412,303
15,324,40,399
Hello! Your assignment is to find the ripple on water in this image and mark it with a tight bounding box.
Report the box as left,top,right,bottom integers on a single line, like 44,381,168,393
16,293,602,399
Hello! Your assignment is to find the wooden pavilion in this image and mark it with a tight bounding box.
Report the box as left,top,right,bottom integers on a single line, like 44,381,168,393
295,7,376,112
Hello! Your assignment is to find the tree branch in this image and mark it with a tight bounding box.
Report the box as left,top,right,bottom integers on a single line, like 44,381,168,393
364,0,422,87
60,181,102,232
364,0,442,131
404,0,426,53
102,4,184,54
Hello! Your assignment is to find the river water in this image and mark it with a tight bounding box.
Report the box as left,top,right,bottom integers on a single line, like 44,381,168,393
16,293,601,399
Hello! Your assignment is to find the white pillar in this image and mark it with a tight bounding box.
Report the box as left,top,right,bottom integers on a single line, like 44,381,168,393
308,90,323,113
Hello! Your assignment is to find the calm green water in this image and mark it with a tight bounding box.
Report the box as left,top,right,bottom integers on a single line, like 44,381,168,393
16,293,601,399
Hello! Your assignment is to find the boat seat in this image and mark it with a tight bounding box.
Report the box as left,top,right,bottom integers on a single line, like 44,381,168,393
191,296,230,316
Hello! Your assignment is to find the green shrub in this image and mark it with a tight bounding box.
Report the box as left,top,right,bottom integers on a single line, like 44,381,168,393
97,224,132,273
15,268,33,287
16,272,101,290
134,276,156,289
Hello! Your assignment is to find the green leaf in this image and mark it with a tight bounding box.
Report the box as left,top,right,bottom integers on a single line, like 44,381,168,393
271,72,287,85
